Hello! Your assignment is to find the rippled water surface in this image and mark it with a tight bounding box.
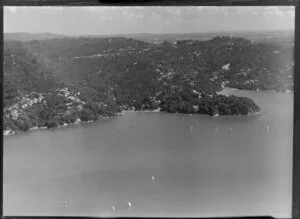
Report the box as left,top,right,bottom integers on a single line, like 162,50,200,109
4,89,293,217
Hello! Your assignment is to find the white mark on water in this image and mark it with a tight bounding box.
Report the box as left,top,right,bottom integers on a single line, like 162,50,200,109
62,201,69,208
127,202,132,211
190,126,194,133
151,176,155,182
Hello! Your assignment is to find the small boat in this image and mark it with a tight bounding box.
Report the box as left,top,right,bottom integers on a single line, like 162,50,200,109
215,127,218,132
190,126,194,132
62,201,68,208
267,125,270,131
112,205,115,211
196,119,198,123
151,176,155,182
127,202,132,209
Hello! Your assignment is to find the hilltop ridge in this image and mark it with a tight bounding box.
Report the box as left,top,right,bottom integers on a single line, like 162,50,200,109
4,30,294,43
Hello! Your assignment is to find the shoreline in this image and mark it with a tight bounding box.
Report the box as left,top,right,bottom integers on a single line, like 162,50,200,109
3,106,262,137
3,108,162,136
5,87,287,137
3,114,118,137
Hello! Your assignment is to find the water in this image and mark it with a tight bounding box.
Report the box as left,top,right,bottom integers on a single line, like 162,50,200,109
4,89,293,218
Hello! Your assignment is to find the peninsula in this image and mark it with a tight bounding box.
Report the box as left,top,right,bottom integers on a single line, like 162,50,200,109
3,33,293,134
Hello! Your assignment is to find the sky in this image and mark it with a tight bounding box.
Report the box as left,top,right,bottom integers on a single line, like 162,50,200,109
4,6,295,36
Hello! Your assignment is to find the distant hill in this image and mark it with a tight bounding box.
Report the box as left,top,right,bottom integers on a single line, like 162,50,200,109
86,30,294,44
4,32,67,42
5,30,294,44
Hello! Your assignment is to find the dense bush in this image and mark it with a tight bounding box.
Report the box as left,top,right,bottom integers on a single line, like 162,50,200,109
159,91,260,116
3,35,292,133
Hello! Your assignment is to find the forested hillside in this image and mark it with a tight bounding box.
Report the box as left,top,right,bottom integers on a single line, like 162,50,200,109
3,35,293,134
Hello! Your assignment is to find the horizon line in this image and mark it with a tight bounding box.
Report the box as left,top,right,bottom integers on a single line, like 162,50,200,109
4,29,295,37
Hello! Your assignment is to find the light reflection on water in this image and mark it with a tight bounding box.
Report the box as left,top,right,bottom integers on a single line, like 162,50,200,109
4,89,293,218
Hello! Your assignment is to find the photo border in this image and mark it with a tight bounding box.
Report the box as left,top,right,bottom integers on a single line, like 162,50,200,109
1,1,298,219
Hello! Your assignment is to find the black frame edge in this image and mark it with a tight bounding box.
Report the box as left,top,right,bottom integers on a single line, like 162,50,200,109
1,1,297,219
